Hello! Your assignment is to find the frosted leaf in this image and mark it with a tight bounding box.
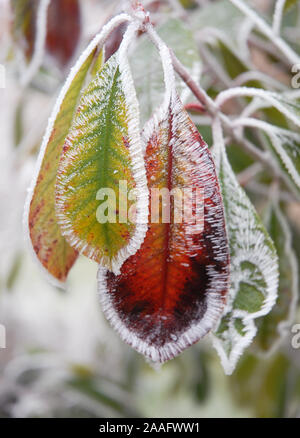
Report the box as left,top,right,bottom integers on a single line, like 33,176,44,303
25,13,132,285
233,117,300,197
97,47,229,364
211,119,279,375
55,23,148,274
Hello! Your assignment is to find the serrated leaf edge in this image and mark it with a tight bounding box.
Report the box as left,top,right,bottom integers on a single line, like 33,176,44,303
54,22,149,275
210,118,279,375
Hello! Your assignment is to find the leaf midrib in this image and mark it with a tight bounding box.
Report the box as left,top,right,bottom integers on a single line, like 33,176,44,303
161,108,174,310
96,65,120,256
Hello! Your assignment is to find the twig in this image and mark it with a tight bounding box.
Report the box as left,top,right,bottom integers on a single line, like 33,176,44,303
246,181,298,203
272,0,286,36
248,34,289,66
21,0,51,87
229,0,300,66
159,46,284,180
221,119,280,178
125,7,297,192
172,59,283,178
237,162,263,186
231,71,288,91
184,102,205,113
169,49,217,113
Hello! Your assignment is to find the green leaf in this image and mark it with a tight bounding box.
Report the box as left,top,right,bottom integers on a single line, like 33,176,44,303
211,132,279,375
284,0,298,13
55,52,148,274
131,18,201,125
26,49,96,285
226,143,254,173
67,376,137,417
5,252,23,291
254,203,298,354
217,42,248,80
231,353,290,418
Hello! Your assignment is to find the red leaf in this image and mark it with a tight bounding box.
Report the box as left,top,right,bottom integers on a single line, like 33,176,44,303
98,90,230,363
46,0,81,68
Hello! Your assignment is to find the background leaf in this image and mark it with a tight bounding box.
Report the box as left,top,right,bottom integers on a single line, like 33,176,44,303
230,352,291,418
45,0,81,68
189,0,245,54
217,89,300,128
10,0,37,62
211,138,279,375
131,18,201,125
265,129,300,197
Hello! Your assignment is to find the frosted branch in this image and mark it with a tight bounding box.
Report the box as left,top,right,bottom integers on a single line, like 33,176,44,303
21,0,50,86
229,0,300,66
272,0,286,36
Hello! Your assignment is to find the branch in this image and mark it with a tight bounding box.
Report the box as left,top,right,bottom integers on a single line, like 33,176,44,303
237,162,263,186
229,0,300,66
169,49,217,113
21,0,50,86
166,49,283,180
135,9,290,187
272,0,286,36
245,181,298,203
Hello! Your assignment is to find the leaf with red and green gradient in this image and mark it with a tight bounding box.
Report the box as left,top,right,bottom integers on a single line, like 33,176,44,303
97,90,230,363
46,0,81,68
26,50,96,285
55,52,148,274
